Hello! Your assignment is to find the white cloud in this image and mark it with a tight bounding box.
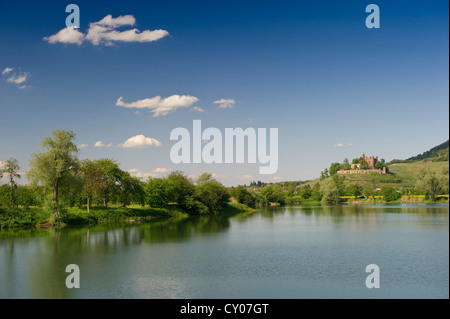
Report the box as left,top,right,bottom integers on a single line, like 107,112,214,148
214,98,235,109
116,95,199,117
44,15,169,46
78,144,88,149
238,174,253,179
94,141,112,148
2,68,29,88
43,27,85,45
273,176,283,180
117,134,162,148
190,106,204,112
152,167,170,173
127,168,157,179
2,67,13,75
7,74,27,85
333,143,352,148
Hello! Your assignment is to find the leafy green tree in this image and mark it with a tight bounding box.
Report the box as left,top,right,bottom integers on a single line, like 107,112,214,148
117,172,145,207
261,184,285,204
28,130,79,222
329,162,342,176
321,185,340,205
195,180,230,213
346,184,363,197
144,177,169,207
232,185,256,207
331,174,345,196
196,173,214,186
15,185,38,208
416,172,442,201
343,158,351,170
79,160,104,212
311,183,322,201
286,182,297,197
299,185,312,199
0,158,21,207
94,159,122,207
381,186,401,202
166,171,195,209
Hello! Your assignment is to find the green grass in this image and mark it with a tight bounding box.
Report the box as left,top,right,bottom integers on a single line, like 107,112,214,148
0,205,187,229
0,202,256,229
65,205,187,225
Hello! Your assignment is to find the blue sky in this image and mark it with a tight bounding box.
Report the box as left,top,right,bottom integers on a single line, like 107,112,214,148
0,0,448,186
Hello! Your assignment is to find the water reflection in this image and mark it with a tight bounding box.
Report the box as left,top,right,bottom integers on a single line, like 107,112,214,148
0,204,448,298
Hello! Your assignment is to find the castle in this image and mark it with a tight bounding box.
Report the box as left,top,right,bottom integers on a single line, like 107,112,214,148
338,153,386,175
362,153,378,168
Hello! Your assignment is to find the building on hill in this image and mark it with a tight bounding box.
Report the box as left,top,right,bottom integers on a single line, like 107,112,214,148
362,153,378,168
338,153,386,175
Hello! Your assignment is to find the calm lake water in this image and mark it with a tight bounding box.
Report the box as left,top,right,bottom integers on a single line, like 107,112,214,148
0,204,448,299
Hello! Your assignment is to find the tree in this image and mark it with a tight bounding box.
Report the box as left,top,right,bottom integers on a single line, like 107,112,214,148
343,158,351,170
28,129,79,223
144,177,169,207
94,159,122,208
195,180,230,213
331,174,345,196
232,185,256,207
321,185,340,205
346,184,363,197
0,158,21,207
329,162,342,176
196,173,214,186
381,186,401,202
261,184,285,204
416,172,442,202
166,171,195,209
79,159,105,212
117,172,145,207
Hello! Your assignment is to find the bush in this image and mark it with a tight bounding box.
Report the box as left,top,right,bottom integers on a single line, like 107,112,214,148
381,186,401,202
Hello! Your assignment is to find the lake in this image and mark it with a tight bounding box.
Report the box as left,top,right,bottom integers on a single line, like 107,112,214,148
0,204,448,299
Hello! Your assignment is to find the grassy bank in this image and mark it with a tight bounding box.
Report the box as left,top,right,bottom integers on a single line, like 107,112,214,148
0,205,187,229
0,202,256,229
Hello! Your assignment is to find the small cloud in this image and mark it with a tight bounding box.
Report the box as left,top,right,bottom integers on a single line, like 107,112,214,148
2,68,29,88
94,141,112,148
214,98,235,109
116,95,199,117
152,167,170,173
128,169,157,179
334,143,352,148
238,174,253,180
78,144,88,149
190,106,204,112
273,176,283,180
117,134,162,148
2,67,13,75
43,27,85,45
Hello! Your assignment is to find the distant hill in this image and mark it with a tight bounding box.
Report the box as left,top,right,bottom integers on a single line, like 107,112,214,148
407,140,449,161
388,140,449,164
